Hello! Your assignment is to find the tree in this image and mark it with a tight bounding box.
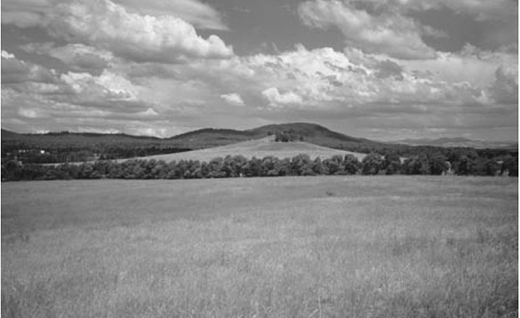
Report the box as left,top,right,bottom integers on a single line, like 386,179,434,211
207,157,225,178
152,160,169,179
383,152,401,175
453,155,474,175
428,152,449,175
3,160,22,181
343,155,361,175
361,153,382,175
230,155,248,177
78,162,95,179
501,155,518,177
244,157,262,177
323,158,339,175
261,156,279,176
312,157,326,175
290,154,313,176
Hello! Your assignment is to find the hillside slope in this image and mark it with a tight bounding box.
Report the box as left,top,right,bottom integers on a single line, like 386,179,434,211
122,136,366,162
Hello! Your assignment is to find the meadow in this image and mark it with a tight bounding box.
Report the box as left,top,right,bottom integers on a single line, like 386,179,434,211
2,176,518,318
121,136,366,163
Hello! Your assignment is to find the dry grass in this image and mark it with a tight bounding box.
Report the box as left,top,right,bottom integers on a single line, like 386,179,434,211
2,176,518,318
122,136,366,163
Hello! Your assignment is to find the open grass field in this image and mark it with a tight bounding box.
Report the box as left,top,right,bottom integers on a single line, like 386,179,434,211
2,176,518,318
122,136,366,163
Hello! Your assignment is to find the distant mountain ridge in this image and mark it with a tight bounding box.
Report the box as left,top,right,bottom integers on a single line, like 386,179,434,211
392,137,518,149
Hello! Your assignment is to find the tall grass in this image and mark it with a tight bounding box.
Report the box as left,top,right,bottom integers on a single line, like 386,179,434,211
2,176,517,317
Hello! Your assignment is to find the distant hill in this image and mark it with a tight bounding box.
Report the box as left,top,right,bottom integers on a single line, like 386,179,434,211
166,122,386,153
392,137,518,150
2,123,385,152
126,136,367,163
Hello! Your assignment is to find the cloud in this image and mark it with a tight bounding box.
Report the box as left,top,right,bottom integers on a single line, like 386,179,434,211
57,70,147,110
113,0,228,30
352,0,517,21
298,0,437,59
1,0,58,28
49,0,233,63
487,65,518,104
22,43,113,73
242,44,516,115
2,0,233,63
2,0,228,31
221,93,245,106
397,45,518,89
19,108,42,119
262,87,303,106
1,50,57,84
409,0,517,21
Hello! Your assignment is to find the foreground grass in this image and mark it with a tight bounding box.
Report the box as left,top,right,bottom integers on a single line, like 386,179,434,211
2,176,518,318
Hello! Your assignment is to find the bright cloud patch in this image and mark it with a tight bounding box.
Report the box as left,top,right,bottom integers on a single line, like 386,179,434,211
47,0,233,63
262,87,303,106
298,0,437,59
246,44,517,109
221,93,245,106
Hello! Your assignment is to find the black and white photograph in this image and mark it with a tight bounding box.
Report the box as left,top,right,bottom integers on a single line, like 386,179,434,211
1,0,518,316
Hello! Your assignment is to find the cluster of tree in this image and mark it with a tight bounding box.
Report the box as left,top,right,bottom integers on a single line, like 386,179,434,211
2,152,517,182
270,129,304,142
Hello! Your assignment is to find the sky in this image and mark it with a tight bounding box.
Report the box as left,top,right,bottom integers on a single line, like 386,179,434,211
1,0,518,142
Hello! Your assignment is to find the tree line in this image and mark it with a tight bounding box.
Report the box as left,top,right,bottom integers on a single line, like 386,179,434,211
2,151,517,181
1,145,191,164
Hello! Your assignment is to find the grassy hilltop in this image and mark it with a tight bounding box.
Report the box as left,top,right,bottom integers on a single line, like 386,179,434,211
124,135,366,163
2,176,517,317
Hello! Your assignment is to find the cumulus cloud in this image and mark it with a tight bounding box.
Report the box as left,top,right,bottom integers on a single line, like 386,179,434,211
298,0,517,59
262,87,303,106
242,44,516,114
2,0,234,63
58,70,145,109
298,0,437,59
47,0,233,63
221,93,245,106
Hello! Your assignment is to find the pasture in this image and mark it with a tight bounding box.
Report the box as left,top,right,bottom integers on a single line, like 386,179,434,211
121,136,366,163
2,176,518,318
